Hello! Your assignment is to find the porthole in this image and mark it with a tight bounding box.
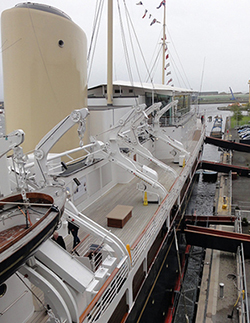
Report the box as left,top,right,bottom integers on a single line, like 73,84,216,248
0,284,7,297
58,40,64,48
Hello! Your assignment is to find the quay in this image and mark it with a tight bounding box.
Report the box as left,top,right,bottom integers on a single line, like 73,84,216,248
194,118,250,322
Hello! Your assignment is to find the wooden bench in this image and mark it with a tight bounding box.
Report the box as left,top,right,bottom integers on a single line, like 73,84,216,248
106,205,133,228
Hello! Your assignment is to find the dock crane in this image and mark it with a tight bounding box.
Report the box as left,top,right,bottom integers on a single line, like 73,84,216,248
229,87,240,106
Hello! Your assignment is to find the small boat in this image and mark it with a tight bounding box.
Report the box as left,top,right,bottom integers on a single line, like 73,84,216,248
0,188,66,284
210,115,223,138
202,170,218,182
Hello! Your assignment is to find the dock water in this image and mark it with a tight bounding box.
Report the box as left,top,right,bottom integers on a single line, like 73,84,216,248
195,116,250,322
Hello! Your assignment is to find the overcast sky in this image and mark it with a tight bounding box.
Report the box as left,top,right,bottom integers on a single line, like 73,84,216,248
0,0,250,100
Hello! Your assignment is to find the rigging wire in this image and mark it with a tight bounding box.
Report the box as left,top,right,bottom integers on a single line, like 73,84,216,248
167,28,192,89
117,0,134,85
27,7,59,105
87,0,104,83
145,29,163,82
87,0,158,88
122,0,143,86
0,39,22,53
88,1,190,89
122,1,155,86
87,0,101,63
197,57,206,111
170,54,187,88
146,46,162,83
199,57,206,94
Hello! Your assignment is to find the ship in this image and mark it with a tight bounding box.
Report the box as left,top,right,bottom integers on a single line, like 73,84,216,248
210,115,223,138
0,2,205,323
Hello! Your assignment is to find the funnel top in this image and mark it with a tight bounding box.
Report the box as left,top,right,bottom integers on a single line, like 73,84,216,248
15,2,71,20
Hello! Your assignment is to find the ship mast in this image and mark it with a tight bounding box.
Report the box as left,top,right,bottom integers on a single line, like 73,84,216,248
107,0,113,106
162,1,166,85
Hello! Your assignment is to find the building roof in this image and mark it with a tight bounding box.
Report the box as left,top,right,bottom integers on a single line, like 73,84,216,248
88,80,195,95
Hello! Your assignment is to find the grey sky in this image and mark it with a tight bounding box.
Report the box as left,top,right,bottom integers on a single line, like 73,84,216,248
0,0,250,100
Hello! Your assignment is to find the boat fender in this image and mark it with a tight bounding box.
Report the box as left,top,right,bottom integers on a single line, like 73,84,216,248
51,205,59,212
126,244,132,263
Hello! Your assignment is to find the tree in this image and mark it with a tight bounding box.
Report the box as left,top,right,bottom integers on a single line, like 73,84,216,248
230,103,243,125
245,102,250,116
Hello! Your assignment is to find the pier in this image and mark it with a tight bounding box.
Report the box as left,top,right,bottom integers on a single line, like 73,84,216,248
205,136,250,153
185,224,250,257
185,215,236,226
199,160,250,176
193,120,250,323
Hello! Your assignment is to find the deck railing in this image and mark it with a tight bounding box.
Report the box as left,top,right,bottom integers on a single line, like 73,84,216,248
79,119,205,321
130,123,205,266
73,233,104,272
80,257,129,323
237,244,250,323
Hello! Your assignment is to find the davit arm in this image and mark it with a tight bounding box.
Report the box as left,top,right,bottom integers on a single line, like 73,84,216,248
0,130,25,196
91,138,167,201
114,103,177,178
145,101,190,157
34,108,89,187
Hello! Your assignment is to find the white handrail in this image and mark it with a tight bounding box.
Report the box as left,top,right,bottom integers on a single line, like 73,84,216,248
130,125,205,265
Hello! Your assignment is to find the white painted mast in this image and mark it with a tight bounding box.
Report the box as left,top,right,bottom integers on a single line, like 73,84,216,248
107,0,113,105
162,1,166,85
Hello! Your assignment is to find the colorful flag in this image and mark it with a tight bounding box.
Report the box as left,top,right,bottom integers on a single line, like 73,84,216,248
167,78,172,85
166,71,171,76
136,1,143,5
142,9,148,18
166,54,169,60
165,63,170,69
157,0,166,9
150,18,156,26
149,14,152,19
150,18,160,26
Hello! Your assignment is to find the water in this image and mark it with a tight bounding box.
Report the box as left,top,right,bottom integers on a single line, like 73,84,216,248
173,104,232,323
186,104,232,216
138,104,232,323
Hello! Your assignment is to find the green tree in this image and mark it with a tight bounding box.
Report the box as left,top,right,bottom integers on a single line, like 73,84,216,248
230,103,243,125
245,102,250,116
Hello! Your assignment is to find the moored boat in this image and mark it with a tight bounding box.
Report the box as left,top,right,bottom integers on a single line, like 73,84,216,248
0,189,66,285
210,115,223,138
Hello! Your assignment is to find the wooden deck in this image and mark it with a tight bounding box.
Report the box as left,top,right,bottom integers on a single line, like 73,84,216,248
81,133,200,247
81,160,180,246
26,122,203,323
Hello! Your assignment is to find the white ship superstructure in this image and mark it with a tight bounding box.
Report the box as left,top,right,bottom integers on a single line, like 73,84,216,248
0,3,205,323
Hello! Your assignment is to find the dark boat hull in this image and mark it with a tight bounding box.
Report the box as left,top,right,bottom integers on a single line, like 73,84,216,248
0,191,65,284
125,170,200,323
0,211,60,284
